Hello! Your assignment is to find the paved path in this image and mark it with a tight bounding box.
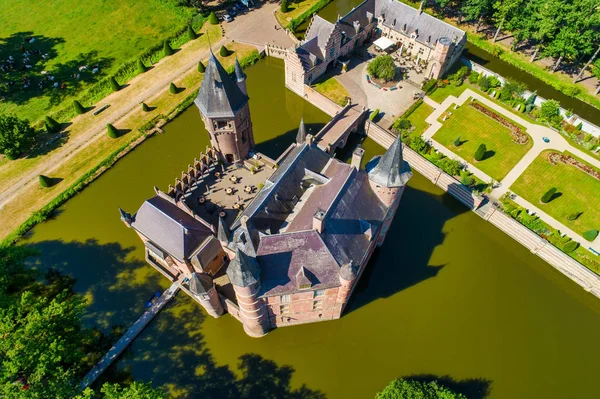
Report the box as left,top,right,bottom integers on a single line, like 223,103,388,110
80,283,180,390
423,88,600,252
226,3,295,48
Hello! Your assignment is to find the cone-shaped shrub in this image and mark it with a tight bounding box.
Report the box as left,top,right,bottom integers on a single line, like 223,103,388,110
110,77,120,92
453,136,461,147
220,45,230,57
540,187,557,203
564,241,579,253
142,102,150,112
209,12,218,25
281,0,289,12
107,123,119,139
474,143,486,161
73,100,85,114
169,82,177,94
198,61,205,73
38,175,52,188
136,59,146,74
583,230,599,241
44,116,60,133
163,40,174,56
567,212,581,221
187,25,196,40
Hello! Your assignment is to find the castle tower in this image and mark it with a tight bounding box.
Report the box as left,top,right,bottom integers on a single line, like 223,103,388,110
336,261,358,315
429,37,453,79
189,272,224,318
194,51,254,163
226,246,270,337
234,58,247,96
367,137,412,245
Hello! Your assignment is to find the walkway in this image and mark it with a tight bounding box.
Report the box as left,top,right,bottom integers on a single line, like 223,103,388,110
423,88,600,252
226,3,296,49
80,283,180,390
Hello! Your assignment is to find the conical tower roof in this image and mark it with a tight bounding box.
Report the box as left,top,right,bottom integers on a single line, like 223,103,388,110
189,272,213,295
194,51,248,118
296,118,307,144
234,57,246,82
367,137,412,188
226,246,261,287
217,215,232,243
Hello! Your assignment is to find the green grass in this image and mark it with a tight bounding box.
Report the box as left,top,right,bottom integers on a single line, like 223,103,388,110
0,0,194,122
432,101,532,180
405,101,433,138
313,76,350,107
428,83,467,103
511,150,600,237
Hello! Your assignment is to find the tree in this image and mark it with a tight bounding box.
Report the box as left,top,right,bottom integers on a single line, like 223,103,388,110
77,382,167,399
109,77,120,91
169,82,178,94
583,230,599,241
492,0,524,42
209,11,219,25
38,174,52,188
0,114,36,160
592,59,600,95
187,25,196,40
376,378,467,399
395,119,412,130
198,60,205,73
142,102,150,112
461,0,493,32
567,211,581,221
163,40,174,56
281,0,289,13
44,115,60,133
107,123,119,138
461,174,475,186
478,75,491,91
367,55,396,82
136,59,146,74
220,45,230,57
0,246,35,306
541,187,557,203
73,100,86,115
454,136,461,146
540,99,560,120
474,143,487,161
564,240,579,252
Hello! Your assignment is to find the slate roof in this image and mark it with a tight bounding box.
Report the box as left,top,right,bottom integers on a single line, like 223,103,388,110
194,51,249,118
130,195,212,262
234,57,246,82
189,272,214,295
227,246,261,287
367,137,412,188
217,215,232,243
305,15,335,48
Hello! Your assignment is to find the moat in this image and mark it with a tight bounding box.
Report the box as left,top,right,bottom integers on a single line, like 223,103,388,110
24,58,600,398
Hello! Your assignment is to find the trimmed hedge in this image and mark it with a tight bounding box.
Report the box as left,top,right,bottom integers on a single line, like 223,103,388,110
73,100,86,115
142,102,150,112
187,25,196,40
163,40,174,56
44,116,60,133
288,0,333,33
169,82,178,94
541,187,557,203
136,59,146,74
38,175,52,188
107,124,119,139
474,143,486,161
220,45,231,57
198,61,205,73
370,109,380,121
564,241,579,253
209,12,218,25
109,77,120,92
583,230,599,241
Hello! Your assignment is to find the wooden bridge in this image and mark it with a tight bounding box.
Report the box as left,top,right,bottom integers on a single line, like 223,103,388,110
80,282,180,390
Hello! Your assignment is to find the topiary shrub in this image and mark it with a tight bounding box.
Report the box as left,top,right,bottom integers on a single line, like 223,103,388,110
38,175,52,188
478,75,491,91
187,25,196,40
169,82,177,94
281,0,289,12
461,174,475,186
566,212,581,221
540,187,557,203
468,71,479,84
107,124,119,139
209,11,219,25
369,109,380,121
109,77,120,92
583,230,599,241
220,45,231,57
136,59,146,74
198,61,205,73
453,136,461,147
44,116,60,133
564,241,579,253
142,102,150,112
73,100,86,115
474,143,487,161
163,40,174,56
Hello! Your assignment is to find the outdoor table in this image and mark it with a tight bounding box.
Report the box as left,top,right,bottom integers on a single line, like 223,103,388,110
215,171,221,178
219,211,226,218
199,196,205,204
226,188,233,195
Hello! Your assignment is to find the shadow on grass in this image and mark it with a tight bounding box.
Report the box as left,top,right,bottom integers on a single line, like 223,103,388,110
482,149,495,161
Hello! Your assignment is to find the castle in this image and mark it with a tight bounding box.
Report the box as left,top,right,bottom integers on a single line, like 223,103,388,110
285,0,466,96
120,51,412,337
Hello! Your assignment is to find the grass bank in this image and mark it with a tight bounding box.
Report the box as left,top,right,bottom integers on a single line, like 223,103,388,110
286,0,334,33
0,45,261,246
312,76,350,106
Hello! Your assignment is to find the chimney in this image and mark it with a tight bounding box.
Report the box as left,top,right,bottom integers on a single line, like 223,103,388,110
351,146,364,170
353,20,361,33
313,209,326,233
305,133,314,146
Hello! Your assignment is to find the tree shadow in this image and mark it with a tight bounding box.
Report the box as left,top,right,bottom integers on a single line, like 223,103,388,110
113,128,132,138
549,191,562,202
399,374,492,399
482,149,495,161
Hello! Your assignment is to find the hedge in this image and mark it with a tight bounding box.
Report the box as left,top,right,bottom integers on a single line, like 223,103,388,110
198,61,205,73
44,116,60,133
583,230,599,241
107,123,119,138
370,109,380,121
38,175,52,188
564,241,579,253
73,100,85,115
288,0,333,33
422,79,437,94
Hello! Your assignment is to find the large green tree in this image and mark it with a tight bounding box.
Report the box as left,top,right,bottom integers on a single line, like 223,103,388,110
376,378,467,399
367,55,397,82
461,0,494,31
0,114,36,160
492,0,525,42
77,382,167,399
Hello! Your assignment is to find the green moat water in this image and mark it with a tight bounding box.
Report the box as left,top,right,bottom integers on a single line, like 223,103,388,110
24,58,600,398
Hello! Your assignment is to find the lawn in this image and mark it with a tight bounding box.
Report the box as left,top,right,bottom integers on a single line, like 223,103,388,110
432,101,532,181
405,101,433,138
428,83,467,103
511,150,600,237
0,0,195,122
274,0,323,28
313,76,350,106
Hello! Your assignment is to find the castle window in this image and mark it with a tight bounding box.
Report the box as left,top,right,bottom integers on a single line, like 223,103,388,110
215,120,229,130
299,283,312,290
241,130,247,144
329,47,335,58
313,300,323,310
280,304,290,314
314,289,325,298
280,294,291,303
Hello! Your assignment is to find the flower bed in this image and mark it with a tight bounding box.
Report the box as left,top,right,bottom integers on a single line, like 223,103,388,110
469,102,529,145
548,152,600,181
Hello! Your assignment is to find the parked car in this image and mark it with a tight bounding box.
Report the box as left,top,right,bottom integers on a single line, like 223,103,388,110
228,8,237,16
223,14,233,22
234,2,244,11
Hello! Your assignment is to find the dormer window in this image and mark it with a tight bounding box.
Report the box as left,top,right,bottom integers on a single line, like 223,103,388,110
296,267,312,290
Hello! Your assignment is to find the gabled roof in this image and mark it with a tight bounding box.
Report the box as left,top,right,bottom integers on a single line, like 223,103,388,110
194,51,249,118
227,246,261,287
130,195,212,261
367,137,412,188
189,272,213,295
305,15,335,48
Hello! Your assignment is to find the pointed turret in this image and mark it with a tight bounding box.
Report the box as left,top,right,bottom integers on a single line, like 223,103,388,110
217,215,232,244
226,246,261,287
367,137,412,188
234,57,248,96
296,118,307,144
119,208,133,227
189,272,214,295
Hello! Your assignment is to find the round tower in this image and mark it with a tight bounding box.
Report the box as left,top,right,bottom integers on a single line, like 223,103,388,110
189,272,224,318
366,137,412,207
337,261,358,308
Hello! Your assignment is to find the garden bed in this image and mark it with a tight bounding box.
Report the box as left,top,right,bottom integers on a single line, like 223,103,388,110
469,101,529,144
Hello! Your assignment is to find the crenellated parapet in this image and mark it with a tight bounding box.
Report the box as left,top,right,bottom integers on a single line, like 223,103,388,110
167,146,223,201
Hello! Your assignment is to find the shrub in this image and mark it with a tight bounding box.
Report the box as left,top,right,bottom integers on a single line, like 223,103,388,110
142,102,150,112
541,187,557,203
540,99,561,120
488,75,501,88
455,65,469,81
136,59,146,74
422,78,437,93
257,182,264,190
107,124,119,139
468,71,479,84
410,136,428,153
44,116,60,133
395,119,412,130
474,143,487,161
583,230,599,241
461,174,475,186
38,175,52,188
198,61,205,73
0,114,36,160
73,100,86,114
220,45,231,57
367,55,396,82
281,0,289,12
169,82,177,94
525,91,537,105
478,75,491,91
376,378,466,399
187,25,196,40
163,40,174,56
566,212,581,221
564,241,579,253
209,11,219,25
441,158,463,176
109,77,120,92
370,109,380,121
453,136,461,147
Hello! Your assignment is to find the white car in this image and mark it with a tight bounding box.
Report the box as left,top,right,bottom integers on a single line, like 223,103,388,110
223,14,232,22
